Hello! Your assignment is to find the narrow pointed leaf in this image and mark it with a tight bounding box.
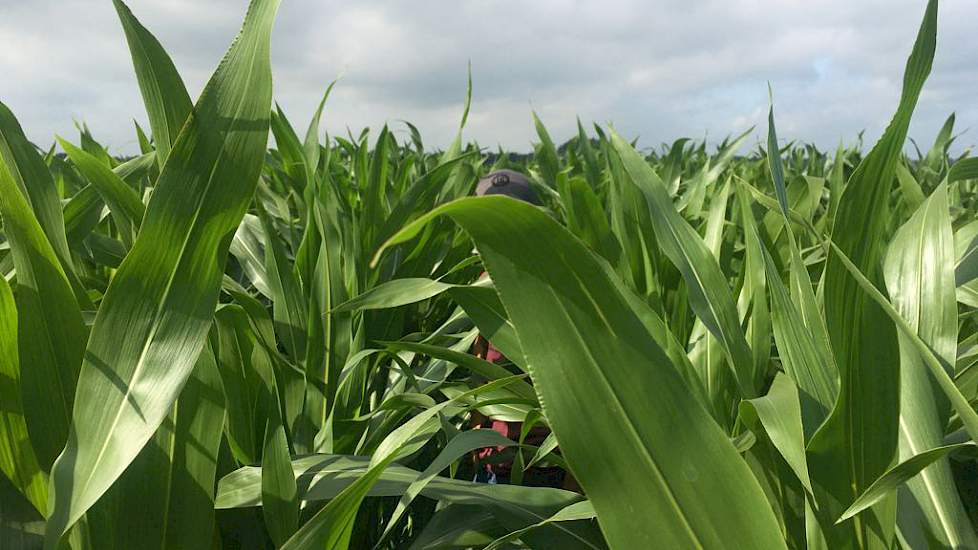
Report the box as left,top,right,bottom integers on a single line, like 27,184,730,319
611,131,757,398
0,101,75,277
838,443,978,523
58,138,145,244
808,3,937,545
112,0,192,167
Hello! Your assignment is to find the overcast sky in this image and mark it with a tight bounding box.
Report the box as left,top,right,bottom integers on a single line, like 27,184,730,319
1,0,976,155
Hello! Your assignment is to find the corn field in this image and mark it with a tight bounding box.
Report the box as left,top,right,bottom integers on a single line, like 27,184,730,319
2,0,977,548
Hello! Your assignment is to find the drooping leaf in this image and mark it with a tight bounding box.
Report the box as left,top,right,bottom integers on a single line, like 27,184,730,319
740,373,814,495
378,429,515,543
279,378,520,550
215,455,590,543
376,196,787,549
334,278,458,313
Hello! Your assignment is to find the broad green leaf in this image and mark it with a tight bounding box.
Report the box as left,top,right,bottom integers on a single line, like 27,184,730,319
532,111,560,189
270,105,307,194
558,174,621,266
259,203,308,364
291,84,335,290
302,83,335,186
279,453,401,550
766,102,789,216
215,306,275,466
376,196,787,549
85,347,226,550
407,505,508,550
823,240,978,452
947,157,978,184
761,105,839,430
298,242,336,453
761,246,835,437
135,121,153,154
380,341,536,401
360,126,392,253
374,152,476,254
734,183,771,393
0,477,45,548
449,286,526,367
895,162,925,212
612,280,713,417
524,432,560,471
954,219,978,288
45,0,280,540
686,179,738,426
230,214,272,297
262,382,299,546
920,113,955,172
63,184,104,247
577,118,603,190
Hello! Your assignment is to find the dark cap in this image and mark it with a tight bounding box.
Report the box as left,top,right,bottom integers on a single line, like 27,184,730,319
475,170,541,205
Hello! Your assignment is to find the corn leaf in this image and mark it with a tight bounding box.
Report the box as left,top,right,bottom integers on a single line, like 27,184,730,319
611,131,757,398
882,184,977,548
44,0,280,540
0,152,87,473
376,196,787,549
0,275,47,514
807,2,937,546
112,0,192,167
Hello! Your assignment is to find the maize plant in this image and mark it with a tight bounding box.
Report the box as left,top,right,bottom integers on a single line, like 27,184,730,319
1,0,977,548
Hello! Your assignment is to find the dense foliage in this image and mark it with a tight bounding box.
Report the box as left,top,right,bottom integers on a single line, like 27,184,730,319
2,0,977,548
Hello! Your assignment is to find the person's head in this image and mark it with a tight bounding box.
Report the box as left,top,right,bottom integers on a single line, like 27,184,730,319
475,169,541,205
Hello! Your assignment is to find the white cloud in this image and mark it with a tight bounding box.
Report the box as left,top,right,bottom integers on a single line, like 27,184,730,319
0,0,975,155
